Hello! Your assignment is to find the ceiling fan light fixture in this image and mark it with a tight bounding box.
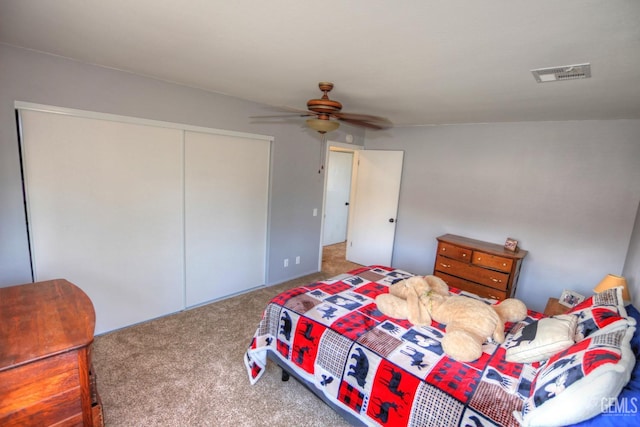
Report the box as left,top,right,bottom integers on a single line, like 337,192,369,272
306,118,339,134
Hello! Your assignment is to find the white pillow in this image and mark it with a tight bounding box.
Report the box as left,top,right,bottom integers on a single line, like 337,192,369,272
505,315,577,363
568,286,629,340
515,321,636,427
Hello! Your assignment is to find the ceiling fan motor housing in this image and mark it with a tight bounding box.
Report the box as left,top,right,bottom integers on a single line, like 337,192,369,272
307,82,342,117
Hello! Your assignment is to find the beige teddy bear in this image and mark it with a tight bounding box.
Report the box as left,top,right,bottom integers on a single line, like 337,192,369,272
375,275,449,326
376,275,527,362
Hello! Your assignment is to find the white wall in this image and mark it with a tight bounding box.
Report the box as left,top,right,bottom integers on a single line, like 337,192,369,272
623,199,640,308
366,121,640,312
3,43,639,313
0,44,364,287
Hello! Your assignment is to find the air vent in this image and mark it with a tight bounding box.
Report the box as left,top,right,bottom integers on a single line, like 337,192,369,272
531,63,591,83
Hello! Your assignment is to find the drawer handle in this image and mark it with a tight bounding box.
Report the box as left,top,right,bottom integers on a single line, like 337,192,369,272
462,254,467,257
440,263,451,268
491,278,502,283
441,248,446,252
477,257,481,261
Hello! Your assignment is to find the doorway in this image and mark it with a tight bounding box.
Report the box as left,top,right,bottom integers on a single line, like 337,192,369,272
319,142,404,274
323,150,353,246
319,142,362,275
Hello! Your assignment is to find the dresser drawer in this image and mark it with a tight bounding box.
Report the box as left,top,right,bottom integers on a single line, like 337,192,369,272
435,271,508,300
0,352,82,425
472,251,513,273
435,255,510,290
437,242,472,262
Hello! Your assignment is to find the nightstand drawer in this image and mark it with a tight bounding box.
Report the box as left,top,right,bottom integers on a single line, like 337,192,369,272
472,251,513,273
437,242,471,262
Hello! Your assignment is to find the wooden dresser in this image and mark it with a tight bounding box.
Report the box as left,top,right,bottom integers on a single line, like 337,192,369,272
0,279,103,426
433,234,528,300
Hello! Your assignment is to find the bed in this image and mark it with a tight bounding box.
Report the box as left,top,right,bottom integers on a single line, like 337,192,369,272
245,266,640,426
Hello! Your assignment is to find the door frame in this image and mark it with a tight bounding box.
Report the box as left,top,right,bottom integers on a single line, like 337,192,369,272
317,141,363,271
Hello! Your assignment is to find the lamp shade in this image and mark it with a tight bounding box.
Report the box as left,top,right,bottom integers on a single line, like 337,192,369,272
594,274,630,301
306,118,339,134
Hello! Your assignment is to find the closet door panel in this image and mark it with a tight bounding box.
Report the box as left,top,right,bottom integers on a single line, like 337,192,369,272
20,110,184,334
185,131,269,306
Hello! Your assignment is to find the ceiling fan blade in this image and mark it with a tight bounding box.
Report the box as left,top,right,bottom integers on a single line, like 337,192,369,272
265,105,313,114
332,112,391,123
250,113,314,118
337,117,392,130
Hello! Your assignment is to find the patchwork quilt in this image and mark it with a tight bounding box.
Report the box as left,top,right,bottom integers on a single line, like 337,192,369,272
245,266,547,426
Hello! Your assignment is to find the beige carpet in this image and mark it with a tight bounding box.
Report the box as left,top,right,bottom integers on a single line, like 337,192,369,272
92,243,362,426
321,241,362,277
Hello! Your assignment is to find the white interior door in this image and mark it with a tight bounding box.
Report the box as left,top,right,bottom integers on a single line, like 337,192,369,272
184,131,270,306
20,110,185,334
323,150,353,246
346,150,404,266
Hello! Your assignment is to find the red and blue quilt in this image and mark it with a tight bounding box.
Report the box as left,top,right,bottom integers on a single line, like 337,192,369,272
245,266,541,426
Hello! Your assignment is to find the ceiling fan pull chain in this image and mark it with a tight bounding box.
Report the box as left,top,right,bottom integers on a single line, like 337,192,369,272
318,134,327,174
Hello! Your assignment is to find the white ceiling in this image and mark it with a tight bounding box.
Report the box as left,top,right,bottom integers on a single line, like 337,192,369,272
1,0,639,126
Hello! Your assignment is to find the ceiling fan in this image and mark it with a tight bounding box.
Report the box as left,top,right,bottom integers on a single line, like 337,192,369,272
253,82,392,134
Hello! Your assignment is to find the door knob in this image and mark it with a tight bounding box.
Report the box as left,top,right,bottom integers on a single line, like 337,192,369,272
345,202,349,206
389,218,395,223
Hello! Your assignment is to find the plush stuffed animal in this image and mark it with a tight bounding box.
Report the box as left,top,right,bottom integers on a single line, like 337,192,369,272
376,275,527,362
375,275,449,326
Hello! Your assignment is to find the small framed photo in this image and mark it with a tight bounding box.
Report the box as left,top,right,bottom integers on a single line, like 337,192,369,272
504,237,518,252
559,289,585,308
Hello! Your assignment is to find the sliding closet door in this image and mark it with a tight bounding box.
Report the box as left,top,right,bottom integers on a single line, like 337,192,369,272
184,131,269,306
20,110,184,334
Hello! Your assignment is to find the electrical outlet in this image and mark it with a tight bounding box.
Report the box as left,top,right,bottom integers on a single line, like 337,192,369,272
284,258,289,267
295,256,300,264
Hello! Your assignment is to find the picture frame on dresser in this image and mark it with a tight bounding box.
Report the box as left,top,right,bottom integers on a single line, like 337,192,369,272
504,237,518,252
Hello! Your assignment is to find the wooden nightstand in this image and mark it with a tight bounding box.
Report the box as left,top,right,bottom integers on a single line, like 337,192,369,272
543,297,571,316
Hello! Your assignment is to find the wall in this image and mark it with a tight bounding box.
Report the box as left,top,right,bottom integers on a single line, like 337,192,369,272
623,199,640,308
365,121,640,312
0,44,364,288
4,45,639,312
